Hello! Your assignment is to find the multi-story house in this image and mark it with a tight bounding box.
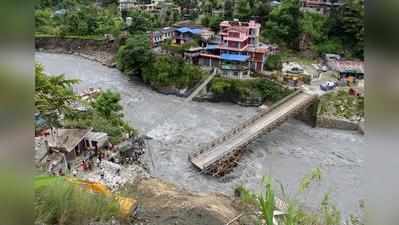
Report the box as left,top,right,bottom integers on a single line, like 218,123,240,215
301,0,343,14
197,20,269,79
119,0,164,12
149,27,176,47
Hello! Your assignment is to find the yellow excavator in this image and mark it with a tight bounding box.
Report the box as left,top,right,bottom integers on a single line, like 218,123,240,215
35,176,138,218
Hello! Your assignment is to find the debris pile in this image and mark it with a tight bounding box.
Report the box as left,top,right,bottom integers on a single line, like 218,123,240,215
81,160,150,191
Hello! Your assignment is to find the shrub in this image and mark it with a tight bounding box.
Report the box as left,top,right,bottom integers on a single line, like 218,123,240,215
143,56,205,90
265,54,283,71
209,78,292,104
35,177,120,225
117,34,153,76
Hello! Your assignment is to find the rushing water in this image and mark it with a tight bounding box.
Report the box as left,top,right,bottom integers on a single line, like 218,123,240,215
36,52,365,218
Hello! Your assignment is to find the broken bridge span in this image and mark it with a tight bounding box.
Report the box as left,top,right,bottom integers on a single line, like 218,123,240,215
189,90,318,176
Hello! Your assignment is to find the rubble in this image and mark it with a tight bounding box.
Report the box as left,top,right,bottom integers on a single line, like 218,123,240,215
80,160,150,192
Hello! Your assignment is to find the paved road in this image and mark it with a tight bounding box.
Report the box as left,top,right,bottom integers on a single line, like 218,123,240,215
191,93,315,170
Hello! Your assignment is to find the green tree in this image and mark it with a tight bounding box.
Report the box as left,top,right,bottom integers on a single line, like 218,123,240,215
265,0,302,49
92,90,123,120
117,34,154,77
224,0,234,20
35,8,52,30
265,54,282,71
235,0,251,21
202,15,224,32
299,11,328,52
35,64,78,127
327,0,364,58
142,56,204,89
253,0,272,26
127,11,155,34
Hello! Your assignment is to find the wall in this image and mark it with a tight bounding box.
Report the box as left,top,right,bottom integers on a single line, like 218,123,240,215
316,116,360,131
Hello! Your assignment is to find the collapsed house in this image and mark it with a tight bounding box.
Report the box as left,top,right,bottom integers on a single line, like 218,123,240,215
39,128,110,162
43,128,93,161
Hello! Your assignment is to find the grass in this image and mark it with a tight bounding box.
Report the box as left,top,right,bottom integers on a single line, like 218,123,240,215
318,89,364,121
34,176,120,225
234,169,363,225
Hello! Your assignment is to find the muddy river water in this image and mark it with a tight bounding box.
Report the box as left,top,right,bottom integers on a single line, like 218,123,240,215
36,52,365,218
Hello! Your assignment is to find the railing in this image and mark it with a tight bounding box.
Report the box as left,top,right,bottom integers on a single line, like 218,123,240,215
201,93,317,170
190,90,305,159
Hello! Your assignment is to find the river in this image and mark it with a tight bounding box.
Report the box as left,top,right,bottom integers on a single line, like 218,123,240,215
36,52,365,218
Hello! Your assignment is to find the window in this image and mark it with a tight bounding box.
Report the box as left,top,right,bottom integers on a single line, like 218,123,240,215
233,71,239,76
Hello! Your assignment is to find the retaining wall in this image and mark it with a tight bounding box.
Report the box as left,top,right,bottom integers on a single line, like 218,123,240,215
316,116,361,131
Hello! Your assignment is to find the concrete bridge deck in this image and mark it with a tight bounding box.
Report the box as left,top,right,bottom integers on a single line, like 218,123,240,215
191,92,317,171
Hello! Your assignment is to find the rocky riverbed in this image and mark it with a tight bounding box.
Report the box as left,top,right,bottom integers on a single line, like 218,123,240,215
36,52,365,219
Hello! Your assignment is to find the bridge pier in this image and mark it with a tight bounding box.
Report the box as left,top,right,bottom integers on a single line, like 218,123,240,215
295,98,319,128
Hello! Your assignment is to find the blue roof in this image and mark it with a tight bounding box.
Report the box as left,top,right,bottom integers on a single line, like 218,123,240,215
221,54,249,62
176,27,203,35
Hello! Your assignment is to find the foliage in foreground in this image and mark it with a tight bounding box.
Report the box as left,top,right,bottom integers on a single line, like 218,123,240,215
209,77,292,104
35,176,120,225
35,63,78,127
235,169,364,225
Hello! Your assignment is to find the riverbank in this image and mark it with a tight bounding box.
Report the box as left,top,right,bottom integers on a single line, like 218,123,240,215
36,52,365,219
316,90,365,133
35,36,120,67
35,37,293,106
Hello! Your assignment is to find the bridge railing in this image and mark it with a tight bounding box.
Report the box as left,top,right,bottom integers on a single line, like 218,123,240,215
203,92,318,168
190,90,303,159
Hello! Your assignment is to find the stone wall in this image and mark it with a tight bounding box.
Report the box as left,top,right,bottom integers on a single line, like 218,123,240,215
35,36,121,67
316,116,360,131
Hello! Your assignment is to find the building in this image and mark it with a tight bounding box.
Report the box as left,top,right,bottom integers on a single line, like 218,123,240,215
158,20,273,79
42,128,93,161
327,60,365,80
198,20,270,79
281,62,312,86
301,0,343,14
173,27,214,45
119,0,164,12
149,27,176,47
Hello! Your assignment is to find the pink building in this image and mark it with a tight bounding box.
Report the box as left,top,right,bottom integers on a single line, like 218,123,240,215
197,20,269,79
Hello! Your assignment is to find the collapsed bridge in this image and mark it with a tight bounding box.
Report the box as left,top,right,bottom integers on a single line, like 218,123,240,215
189,90,318,176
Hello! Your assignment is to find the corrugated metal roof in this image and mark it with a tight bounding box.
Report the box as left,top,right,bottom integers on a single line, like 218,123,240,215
86,132,108,141
176,27,203,34
220,53,249,62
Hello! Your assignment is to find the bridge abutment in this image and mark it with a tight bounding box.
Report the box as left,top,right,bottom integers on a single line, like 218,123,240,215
295,98,319,128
